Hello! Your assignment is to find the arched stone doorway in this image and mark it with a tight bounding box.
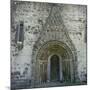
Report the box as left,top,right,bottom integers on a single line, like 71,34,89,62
47,54,63,82
50,55,60,81
31,40,77,85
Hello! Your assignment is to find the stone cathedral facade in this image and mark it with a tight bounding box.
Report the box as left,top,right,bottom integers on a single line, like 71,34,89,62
11,1,87,89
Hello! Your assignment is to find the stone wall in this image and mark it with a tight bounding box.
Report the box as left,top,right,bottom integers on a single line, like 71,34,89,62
11,1,87,84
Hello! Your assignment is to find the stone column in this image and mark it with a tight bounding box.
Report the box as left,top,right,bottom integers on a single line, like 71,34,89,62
70,59,74,82
59,56,63,81
47,58,50,82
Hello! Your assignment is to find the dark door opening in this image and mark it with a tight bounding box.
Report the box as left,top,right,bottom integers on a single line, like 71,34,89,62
50,55,60,81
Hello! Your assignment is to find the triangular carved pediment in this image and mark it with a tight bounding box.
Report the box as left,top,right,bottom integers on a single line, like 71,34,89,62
34,5,76,52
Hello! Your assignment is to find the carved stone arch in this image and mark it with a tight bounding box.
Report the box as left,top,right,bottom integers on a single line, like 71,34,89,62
31,40,78,86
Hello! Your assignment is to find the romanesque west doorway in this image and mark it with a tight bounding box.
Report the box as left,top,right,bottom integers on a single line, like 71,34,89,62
50,55,60,81
32,41,77,85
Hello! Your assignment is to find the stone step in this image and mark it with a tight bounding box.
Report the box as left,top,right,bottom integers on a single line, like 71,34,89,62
33,81,86,88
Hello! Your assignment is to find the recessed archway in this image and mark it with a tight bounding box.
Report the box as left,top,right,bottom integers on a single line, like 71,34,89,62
50,55,60,81
31,40,77,85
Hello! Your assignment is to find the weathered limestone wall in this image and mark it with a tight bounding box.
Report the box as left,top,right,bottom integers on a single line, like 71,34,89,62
11,1,87,82
61,5,87,81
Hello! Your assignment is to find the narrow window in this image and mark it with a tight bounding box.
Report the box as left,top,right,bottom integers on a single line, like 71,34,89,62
15,21,24,50
19,22,24,42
